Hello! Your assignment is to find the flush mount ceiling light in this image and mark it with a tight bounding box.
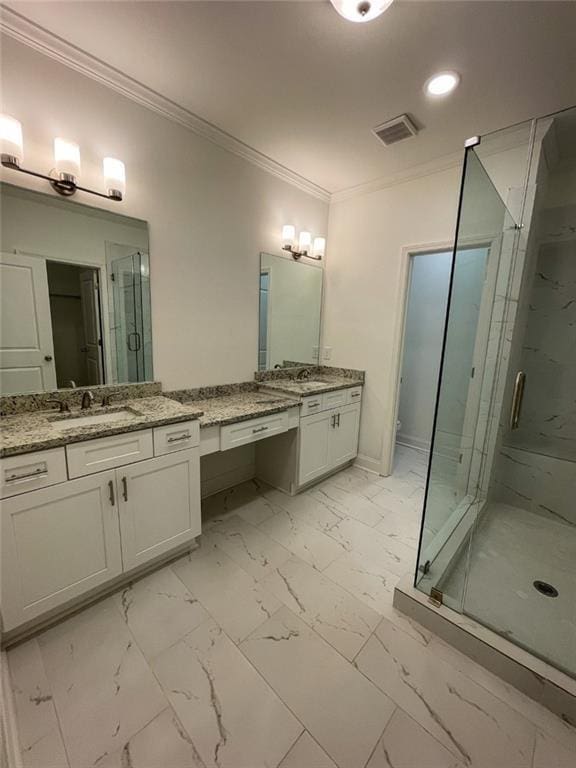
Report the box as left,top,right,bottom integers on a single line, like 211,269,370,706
0,114,126,201
425,71,460,97
329,0,394,23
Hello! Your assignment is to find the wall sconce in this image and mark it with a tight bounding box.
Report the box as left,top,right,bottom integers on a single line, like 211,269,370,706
282,225,326,260
0,114,126,202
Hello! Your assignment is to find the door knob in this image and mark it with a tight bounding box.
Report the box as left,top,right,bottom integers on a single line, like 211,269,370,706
44,355,53,362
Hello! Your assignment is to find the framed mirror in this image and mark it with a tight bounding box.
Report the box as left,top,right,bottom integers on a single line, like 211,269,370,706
0,182,153,395
258,252,323,370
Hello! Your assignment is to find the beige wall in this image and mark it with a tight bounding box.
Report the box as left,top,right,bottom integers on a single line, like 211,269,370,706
323,168,462,473
0,36,329,391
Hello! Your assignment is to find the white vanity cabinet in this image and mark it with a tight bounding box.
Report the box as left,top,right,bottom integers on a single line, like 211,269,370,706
117,448,200,570
297,395,361,487
1,470,123,631
1,423,201,634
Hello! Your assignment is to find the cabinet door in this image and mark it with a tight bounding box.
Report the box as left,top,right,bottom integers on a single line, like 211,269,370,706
298,411,332,486
1,471,121,632
117,448,201,571
329,403,361,468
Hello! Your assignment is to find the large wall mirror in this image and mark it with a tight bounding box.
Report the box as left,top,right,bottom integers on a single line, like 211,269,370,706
0,182,153,395
258,252,323,370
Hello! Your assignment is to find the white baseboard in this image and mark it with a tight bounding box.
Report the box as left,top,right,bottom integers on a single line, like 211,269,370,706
396,433,431,453
354,454,382,475
201,464,255,498
1,652,22,768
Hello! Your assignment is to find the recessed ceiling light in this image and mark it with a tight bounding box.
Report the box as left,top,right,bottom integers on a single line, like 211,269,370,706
329,0,395,24
426,71,460,96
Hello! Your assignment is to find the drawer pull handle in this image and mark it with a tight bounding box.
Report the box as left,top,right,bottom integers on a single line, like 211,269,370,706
167,433,191,443
337,413,341,427
6,469,48,483
252,426,268,434
108,480,115,506
5,468,48,483
308,403,320,408
121,476,128,501
331,414,336,428
351,392,360,398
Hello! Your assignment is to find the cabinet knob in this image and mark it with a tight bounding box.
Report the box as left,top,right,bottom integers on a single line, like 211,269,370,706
44,355,53,362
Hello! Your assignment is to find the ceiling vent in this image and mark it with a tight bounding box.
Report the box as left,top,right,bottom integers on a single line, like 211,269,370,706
372,114,419,146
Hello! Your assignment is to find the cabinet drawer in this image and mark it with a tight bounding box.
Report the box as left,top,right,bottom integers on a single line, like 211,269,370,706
153,420,200,456
67,429,153,479
301,395,323,417
220,411,289,451
0,448,67,499
346,386,363,404
322,389,347,410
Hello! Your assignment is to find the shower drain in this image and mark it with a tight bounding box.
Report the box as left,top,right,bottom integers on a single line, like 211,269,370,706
533,580,559,598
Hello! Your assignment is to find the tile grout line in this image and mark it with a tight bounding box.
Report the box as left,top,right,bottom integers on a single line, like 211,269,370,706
32,637,72,768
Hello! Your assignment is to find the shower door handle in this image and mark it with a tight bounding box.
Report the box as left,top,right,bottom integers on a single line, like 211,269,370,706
127,332,141,352
509,371,526,430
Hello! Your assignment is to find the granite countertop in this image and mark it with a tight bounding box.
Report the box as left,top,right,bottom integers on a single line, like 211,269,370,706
176,390,300,428
0,396,204,458
257,375,363,397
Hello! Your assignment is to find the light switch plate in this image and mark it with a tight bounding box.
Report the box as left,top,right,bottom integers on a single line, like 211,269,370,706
323,347,332,361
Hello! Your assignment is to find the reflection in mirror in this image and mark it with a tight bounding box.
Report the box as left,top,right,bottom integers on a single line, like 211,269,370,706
0,182,152,395
258,252,323,370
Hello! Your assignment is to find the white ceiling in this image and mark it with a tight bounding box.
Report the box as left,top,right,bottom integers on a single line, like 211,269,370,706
4,0,576,194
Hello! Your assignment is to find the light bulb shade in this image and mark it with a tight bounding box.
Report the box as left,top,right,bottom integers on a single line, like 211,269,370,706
425,71,460,96
54,138,80,180
298,231,312,253
312,237,326,259
281,224,296,249
103,157,126,199
330,0,394,23
0,114,24,165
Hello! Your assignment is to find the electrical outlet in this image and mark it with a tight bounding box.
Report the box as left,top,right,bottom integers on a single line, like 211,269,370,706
323,346,332,361
312,347,319,361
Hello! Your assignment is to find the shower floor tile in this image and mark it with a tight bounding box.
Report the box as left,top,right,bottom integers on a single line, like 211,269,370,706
444,503,576,677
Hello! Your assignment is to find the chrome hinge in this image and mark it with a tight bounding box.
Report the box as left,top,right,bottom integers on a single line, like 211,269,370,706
429,587,443,607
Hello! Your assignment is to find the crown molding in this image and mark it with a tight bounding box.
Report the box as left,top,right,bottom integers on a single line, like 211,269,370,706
331,151,464,203
331,122,535,203
0,5,331,203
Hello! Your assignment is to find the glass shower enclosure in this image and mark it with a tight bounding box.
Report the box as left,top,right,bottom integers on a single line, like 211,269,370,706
415,106,576,679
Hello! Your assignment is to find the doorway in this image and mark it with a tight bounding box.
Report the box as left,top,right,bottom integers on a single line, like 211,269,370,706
396,251,452,455
46,261,104,388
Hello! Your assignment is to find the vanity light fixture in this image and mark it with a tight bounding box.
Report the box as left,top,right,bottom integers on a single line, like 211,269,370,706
282,225,325,260
329,0,394,23
0,114,126,201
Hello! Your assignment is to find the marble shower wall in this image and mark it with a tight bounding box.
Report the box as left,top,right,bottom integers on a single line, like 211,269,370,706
493,446,576,526
507,214,576,461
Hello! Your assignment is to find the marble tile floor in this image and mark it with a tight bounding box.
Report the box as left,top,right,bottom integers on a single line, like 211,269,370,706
443,502,576,679
6,446,576,768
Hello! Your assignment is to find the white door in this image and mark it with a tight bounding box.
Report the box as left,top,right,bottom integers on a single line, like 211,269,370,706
329,403,361,468
80,269,104,384
0,252,57,394
117,448,201,570
298,410,332,486
1,470,122,631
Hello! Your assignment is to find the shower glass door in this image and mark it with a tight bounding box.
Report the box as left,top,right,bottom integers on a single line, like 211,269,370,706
458,109,576,677
416,144,520,607
417,106,576,679
109,248,153,383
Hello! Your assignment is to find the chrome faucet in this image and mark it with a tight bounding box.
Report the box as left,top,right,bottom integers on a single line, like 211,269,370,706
47,398,70,413
81,390,94,410
296,368,312,380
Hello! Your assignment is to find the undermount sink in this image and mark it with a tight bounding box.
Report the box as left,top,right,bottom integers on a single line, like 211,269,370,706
49,408,138,430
